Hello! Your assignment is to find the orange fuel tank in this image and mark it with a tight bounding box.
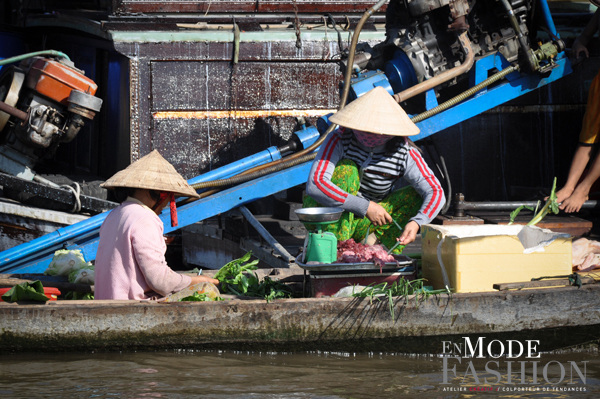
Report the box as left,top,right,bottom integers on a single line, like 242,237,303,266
25,58,98,106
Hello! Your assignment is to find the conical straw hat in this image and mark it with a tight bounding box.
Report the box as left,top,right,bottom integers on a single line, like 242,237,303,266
101,150,199,198
329,86,419,136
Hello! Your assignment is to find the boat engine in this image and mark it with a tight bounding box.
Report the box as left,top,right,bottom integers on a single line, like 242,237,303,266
0,56,103,180
343,0,564,104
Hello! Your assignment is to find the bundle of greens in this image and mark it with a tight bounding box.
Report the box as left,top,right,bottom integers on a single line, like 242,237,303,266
179,292,223,302
351,278,450,321
509,177,560,226
214,252,294,301
64,291,94,300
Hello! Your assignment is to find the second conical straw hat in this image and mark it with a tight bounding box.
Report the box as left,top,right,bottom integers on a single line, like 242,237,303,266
101,150,199,198
329,86,419,136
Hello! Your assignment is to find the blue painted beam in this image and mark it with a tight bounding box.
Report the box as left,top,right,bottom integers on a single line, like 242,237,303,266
412,57,572,141
1,161,313,274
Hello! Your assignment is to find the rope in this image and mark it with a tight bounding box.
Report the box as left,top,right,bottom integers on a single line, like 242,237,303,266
61,182,81,213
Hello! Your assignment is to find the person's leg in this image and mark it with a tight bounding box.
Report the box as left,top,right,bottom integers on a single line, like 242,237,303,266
556,145,594,205
366,186,423,253
563,148,600,212
558,71,600,208
302,159,360,240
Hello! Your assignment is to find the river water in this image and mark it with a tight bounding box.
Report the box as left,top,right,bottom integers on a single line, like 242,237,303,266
1,349,599,398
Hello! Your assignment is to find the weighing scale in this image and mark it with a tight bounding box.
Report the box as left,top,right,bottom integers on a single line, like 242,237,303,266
295,207,343,264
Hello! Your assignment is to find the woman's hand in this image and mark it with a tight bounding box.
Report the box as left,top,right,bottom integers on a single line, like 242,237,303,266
397,221,420,246
366,201,392,226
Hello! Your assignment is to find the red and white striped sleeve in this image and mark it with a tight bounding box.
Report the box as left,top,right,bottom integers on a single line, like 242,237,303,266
305,130,370,217
403,147,446,225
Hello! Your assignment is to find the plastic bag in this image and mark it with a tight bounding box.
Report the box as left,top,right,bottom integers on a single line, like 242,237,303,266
44,249,88,276
68,266,95,285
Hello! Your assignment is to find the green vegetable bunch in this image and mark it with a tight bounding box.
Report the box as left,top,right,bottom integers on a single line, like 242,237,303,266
64,291,94,300
351,278,450,321
509,177,559,226
214,252,293,301
179,292,223,302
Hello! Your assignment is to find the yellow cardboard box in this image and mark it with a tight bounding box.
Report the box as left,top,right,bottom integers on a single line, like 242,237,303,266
421,225,572,293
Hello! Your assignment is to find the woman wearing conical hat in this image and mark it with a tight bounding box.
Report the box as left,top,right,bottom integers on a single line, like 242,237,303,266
95,150,218,300
305,86,445,252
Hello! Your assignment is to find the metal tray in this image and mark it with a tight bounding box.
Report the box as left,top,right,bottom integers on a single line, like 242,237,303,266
295,254,415,272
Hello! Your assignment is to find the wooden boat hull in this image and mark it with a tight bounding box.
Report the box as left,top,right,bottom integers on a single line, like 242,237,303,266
1,284,599,353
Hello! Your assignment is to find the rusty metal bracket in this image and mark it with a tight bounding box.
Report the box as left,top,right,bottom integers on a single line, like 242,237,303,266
0,172,118,214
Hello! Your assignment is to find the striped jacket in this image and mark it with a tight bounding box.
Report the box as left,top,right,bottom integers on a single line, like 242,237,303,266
306,129,445,226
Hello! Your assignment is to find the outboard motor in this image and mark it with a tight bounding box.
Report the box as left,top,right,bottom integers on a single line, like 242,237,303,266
0,56,102,180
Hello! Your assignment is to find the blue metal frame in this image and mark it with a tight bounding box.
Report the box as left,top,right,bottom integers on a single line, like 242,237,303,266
411,53,571,141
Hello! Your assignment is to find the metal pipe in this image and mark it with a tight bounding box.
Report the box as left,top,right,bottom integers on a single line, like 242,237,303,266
239,205,295,263
0,50,70,66
393,31,475,103
538,0,558,38
453,192,600,217
187,146,282,186
0,100,28,122
499,0,537,73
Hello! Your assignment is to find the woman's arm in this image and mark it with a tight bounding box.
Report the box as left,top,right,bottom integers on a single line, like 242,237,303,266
402,147,446,226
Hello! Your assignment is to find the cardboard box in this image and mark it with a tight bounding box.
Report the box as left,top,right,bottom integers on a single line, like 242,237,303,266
421,225,572,293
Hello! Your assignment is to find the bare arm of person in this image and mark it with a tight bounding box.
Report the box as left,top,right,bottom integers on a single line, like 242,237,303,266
572,9,600,59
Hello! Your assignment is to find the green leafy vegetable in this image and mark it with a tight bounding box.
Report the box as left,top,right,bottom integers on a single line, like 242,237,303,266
1,280,49,302
179,292,223,301
508,178,559,226
215,252,294,301
508,205,537,225
64,291,94,300
68,266,95,284
45,249,89,276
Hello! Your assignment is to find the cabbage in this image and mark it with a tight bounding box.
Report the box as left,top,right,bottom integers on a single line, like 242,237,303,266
44,249,88,276
68,266,95,285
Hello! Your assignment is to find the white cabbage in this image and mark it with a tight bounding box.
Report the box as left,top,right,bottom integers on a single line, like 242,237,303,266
44,249,88,276
68,266,95,285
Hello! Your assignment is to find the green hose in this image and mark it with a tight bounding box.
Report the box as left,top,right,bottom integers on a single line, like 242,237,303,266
0,50,71,66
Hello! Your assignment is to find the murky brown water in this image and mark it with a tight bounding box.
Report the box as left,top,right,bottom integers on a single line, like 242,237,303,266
0,350,599,398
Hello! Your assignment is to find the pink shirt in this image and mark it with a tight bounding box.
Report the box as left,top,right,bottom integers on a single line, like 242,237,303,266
95,199,191,300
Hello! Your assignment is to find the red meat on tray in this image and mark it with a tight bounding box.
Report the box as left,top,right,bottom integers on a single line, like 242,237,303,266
336,239,398,272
